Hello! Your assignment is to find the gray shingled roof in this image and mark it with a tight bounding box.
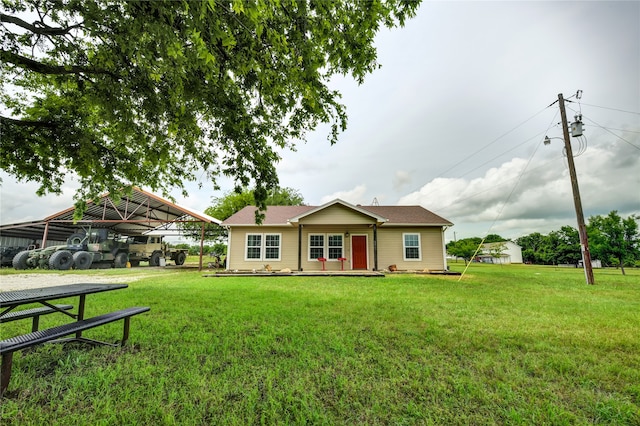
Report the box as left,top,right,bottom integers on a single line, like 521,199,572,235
360,205,453,226
222,201,452,226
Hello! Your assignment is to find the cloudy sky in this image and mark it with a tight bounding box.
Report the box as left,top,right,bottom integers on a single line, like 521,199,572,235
1,1,639,242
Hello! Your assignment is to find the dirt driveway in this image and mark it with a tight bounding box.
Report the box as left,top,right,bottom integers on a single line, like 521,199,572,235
0,273,137,291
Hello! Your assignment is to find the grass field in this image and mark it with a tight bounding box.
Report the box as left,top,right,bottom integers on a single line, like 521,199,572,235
1,264,639,425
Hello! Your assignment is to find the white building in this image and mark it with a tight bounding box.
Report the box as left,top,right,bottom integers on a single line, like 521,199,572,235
479,241,523,264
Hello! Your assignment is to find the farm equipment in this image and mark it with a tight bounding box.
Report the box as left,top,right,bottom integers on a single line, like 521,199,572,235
126,235,188,266
1,246,26,267
12,228,130,270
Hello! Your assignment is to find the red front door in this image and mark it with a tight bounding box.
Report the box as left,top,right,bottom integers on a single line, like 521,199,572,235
351,236,368,269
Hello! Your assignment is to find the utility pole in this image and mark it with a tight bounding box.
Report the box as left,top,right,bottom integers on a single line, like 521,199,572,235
558,93,595,284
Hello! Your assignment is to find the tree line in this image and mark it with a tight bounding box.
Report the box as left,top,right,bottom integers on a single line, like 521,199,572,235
448,211,639,275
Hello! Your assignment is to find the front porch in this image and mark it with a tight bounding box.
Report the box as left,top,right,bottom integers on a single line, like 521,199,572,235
204,270,385,278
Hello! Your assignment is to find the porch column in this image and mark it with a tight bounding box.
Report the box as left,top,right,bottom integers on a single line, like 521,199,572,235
373,224,378,271
297,225,303,271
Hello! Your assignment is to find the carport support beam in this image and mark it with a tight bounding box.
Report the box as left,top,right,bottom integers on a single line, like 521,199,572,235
42,221,50,248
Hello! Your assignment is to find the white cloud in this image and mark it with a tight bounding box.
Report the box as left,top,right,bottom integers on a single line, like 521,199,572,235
392,170,412,191
320,185,368,205
400,137,640,240
0,172,79,224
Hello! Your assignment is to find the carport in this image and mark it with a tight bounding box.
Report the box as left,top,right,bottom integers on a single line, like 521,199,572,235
0,187,222,270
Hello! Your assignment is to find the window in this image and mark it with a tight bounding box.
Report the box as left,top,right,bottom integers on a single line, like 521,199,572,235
245,233,281,261
328,234,343,259
309,234,343,260
264,234,281,260
403,233,421,260
246,234,262,260
309,234,324,259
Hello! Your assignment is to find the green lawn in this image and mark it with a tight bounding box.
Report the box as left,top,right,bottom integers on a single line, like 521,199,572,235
1,265,639,425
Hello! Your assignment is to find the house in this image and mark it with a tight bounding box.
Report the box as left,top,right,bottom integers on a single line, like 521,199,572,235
221,199,453,272
478,241,523,264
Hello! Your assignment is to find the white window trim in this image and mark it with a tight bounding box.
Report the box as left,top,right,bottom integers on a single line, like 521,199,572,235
308,233,326,261
263,233,282,261
327,234,345,260
244,233,282,261
403,232,422,261
308,233,344,261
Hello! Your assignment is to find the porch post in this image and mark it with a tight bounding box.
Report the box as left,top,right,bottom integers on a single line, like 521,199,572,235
297,225,303,271
373,224,378,271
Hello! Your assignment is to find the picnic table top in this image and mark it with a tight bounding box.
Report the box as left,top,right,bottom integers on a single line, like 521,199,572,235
0,283,128,308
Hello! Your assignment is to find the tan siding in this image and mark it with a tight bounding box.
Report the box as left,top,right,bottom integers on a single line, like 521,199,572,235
228,224,446,272
377,227,445,271
299,204,376,225
227,226,298,271
301,225,369,271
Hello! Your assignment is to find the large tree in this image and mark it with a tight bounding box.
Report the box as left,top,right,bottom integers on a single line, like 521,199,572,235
207,186,304,222
446,237,482,265
0,0,419,216
588,211,639,275
515,232,546,264
547,226,581,265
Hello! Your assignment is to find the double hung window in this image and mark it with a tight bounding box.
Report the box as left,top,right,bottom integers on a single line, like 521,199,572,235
309,234,325,259
309,234,343,260
245,233,281,261
403,233,421,260
328,235,344,259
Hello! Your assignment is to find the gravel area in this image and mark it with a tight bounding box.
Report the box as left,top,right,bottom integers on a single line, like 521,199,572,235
0,273,136,291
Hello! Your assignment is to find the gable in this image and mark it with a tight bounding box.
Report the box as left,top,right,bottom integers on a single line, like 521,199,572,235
297,203,379,225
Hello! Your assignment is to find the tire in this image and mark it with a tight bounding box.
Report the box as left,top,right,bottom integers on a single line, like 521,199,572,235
67,232,86,246
114,252,129,268
73,251,93,270
174,251,187,266
12,250,31,270
149,251,162,267
49,250,74,270
129,260,140,267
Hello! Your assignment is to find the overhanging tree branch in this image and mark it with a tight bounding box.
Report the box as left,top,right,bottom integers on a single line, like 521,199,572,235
0,13,82,35
0,50,115,77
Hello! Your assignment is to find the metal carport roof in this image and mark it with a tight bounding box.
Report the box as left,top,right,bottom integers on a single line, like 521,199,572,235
0,187,221,245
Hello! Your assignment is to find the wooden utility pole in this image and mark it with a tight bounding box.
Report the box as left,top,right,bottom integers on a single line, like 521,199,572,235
558,93,595,284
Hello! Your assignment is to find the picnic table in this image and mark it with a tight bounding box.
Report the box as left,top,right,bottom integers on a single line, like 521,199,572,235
0,283,149,395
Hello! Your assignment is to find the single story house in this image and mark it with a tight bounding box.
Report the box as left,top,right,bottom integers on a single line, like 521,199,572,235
221,199,453,272
478,241,523,264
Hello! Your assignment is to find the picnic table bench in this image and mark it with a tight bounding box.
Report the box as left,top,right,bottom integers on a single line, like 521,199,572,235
0,304,74,332
0,284,150,396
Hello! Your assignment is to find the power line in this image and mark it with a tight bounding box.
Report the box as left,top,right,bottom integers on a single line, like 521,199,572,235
579,103,640,116
566,105,640,151
458,134,546,281
419,106,552,183
405,108,557,202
